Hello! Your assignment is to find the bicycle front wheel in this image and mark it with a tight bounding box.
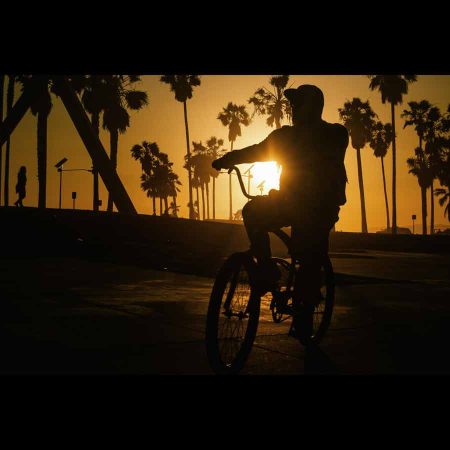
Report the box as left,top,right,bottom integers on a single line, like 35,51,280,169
205,252,260,375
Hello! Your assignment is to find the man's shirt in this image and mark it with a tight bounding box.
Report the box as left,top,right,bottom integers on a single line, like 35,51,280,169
223,120,349,209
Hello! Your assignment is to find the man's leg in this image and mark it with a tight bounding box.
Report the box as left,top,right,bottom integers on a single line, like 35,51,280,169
291,207,339,342
242,196,272,261
242,195,288,290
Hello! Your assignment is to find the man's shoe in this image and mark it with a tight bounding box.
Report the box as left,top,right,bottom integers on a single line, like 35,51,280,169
289,304,315,345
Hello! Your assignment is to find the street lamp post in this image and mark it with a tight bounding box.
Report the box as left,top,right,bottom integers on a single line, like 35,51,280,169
55,158,68,209
55,158,93,210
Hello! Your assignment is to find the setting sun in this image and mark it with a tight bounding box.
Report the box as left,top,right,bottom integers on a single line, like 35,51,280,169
250,162,281,194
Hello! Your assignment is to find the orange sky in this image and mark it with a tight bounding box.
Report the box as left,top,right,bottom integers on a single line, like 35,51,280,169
3,75,450,232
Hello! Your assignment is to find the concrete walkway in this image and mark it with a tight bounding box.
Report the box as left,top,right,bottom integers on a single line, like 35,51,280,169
1,250,450,374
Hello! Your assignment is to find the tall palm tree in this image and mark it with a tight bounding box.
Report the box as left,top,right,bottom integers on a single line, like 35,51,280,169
205,136,225,219
0,74,4,206
423,107,444,234
368,75,417,234
160,75,201,220
131,140,161,215
370,121,393,231
407,148,432,235
4,75,16,206
102,75,148,212
435,186,450,221
339,98,376,233
248,75,292,129
217,102,251,220
402,100,432,151
18,75,54,209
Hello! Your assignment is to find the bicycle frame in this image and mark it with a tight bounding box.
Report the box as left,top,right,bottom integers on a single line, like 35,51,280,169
227,166,292,252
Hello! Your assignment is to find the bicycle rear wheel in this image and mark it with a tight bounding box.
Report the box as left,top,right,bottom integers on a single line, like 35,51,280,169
310,256,335,343
205,252,260,375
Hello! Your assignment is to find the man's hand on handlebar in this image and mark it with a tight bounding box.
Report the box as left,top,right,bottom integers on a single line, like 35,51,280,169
212,156,232,171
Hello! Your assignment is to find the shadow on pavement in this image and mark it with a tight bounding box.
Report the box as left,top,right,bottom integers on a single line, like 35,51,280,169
304,343,340,375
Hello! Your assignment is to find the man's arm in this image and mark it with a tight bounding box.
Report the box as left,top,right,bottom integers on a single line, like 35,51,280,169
212,127,285,169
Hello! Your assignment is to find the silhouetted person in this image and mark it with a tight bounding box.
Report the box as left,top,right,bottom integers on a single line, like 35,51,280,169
14,166,27,207
212,84,349,337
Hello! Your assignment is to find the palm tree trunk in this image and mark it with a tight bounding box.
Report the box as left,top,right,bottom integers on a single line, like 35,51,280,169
195,187,199,219
201,184,205,220
160,197,163,215
430,181,435,234
0,74,4,206
172,195,177,217
164,196,169,215
91,112,100,212
183,101,194,219
381,157,390,230
107,128,118,212
213,177,216,220
152,195,156,215
229,141,234,220
4,75,14,206
206,182,210,219
421,185,427,235
391,102,397,235
356,148,368,233
37,110,48,209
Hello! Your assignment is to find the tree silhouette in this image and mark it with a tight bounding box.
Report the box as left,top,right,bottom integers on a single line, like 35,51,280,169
368,75,417,234
3,74,16,206
160,75,201,220
339,98,376,233
217,102,251,220
407,148,433,234
205,137,225,219
0,74,4,206
423,107,445,234
131,141,161,215
134,143,180,216
370,121,393,231
102,75,148,212
248,75,292,129
17,76,54,209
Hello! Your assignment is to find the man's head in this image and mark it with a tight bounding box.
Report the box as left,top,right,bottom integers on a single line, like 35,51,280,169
284,84,324,125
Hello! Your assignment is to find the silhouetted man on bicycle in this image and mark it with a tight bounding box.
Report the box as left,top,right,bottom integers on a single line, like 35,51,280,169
212,84,348,338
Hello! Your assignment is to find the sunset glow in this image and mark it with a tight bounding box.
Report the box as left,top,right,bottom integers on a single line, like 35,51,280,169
251,162,281,194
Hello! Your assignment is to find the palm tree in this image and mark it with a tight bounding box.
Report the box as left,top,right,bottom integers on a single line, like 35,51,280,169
402,100,432,151
160,75,201,220
368,75,417,234
205,136,225,219
407,148,432,235
370,121,393,231
435,187,450,221
169,200,180,217
0,74,4,206
18,75,54,209
217,102,251,220
4,74,16,206
102,75,148,212
339,98,376,233
423,107,444,234
131,141,161,215
248,75,292,129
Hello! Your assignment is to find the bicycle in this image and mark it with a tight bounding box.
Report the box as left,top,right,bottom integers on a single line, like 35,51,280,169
205,165,335,375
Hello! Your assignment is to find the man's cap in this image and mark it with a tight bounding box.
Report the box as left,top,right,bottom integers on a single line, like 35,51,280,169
284,84,324,108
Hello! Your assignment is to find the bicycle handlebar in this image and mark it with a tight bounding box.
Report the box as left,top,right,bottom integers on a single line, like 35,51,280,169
227,166,258,200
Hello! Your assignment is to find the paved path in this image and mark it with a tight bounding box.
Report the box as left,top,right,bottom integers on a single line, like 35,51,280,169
1,251,450,374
